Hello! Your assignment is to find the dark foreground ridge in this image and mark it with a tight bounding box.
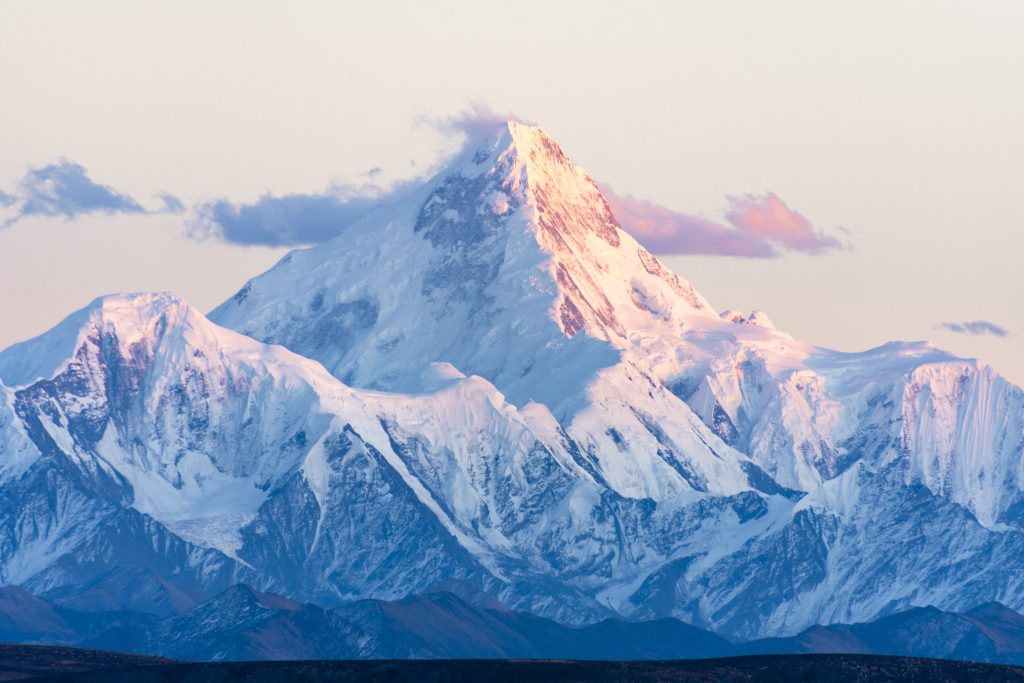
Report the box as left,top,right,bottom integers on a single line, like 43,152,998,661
4,647,1024,683
0,644,171,680
9,587,1024,665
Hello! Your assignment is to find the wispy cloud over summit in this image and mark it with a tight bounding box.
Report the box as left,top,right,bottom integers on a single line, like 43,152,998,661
426,101,533,141
603,187,848,258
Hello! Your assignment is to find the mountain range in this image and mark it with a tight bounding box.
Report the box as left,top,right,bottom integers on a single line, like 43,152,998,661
1,120,1022,652
5,584,1024,665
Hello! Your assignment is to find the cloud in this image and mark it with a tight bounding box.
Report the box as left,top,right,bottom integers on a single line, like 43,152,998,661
424,101,532,142
189,103,537,247
187,182,415,247
724,193,844,255
600,189,776,257
602,185,848,258
936,320,1009,337
156,192,186,214
15,160,144,221
1,159,184,228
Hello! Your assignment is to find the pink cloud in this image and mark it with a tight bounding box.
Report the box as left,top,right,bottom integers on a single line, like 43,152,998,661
725,193,843,254
601,185,848,258
601,190,776,257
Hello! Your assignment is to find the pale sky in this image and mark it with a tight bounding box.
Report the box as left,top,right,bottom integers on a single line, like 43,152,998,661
1,1,1021,384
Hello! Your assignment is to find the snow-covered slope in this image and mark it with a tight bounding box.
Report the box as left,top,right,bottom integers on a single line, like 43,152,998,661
208,122,779,504
210,120,1024,528
210,122,711,406
2,120,1023,640
0,291,792,623
668,329,1024,529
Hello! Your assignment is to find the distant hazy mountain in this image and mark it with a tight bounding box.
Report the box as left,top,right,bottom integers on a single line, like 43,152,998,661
5,584,1024,666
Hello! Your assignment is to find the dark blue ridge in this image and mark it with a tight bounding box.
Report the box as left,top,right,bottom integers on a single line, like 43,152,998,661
5,584,1024,666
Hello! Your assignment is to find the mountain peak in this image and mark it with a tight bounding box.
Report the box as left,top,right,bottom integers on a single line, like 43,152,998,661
210,120,714,406
504,120,571,165
0,292,187,387
452,120,613,227
455,118,551,151
0,291,271,389
463,120,616,237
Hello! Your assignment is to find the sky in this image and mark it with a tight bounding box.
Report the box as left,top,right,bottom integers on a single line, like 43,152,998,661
0,1,1021,384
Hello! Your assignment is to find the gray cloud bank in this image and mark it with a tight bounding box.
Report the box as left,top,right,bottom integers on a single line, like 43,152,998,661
0,159,184,228
186,183,416,247
937,320,1009,337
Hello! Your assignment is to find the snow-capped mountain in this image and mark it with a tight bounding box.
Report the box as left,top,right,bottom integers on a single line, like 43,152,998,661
0,290,784,625
210,122,755,504
1,120,1023,641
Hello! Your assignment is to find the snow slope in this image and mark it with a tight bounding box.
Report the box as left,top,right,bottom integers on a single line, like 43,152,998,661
0,291,795,623
211,120,1024,529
